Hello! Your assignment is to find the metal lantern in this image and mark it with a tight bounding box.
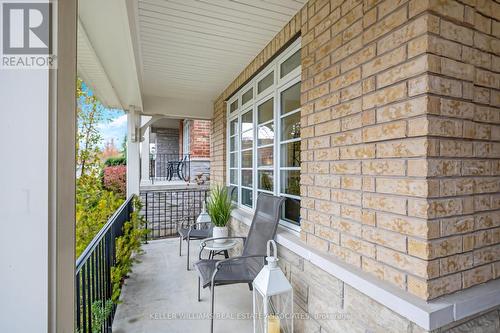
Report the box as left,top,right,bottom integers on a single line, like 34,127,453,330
196,202,211,223
253,240,293,333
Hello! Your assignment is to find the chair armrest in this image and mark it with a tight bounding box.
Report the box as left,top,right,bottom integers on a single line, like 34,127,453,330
211,254,266,281
191,221,212,229
198,236,246,259
187,222,211,238
189,221,211,231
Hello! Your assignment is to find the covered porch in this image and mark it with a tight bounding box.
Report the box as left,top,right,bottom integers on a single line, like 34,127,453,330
77,0,500,333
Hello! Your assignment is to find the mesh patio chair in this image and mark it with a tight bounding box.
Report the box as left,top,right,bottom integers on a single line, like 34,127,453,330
194,193,285,333
178,186,236,270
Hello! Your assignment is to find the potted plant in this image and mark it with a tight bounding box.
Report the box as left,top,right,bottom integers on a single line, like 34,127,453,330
206,185,233,243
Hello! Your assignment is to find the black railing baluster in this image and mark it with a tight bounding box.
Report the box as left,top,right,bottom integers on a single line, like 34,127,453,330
82,264,87,333
75,196,135,333
138,188,209,240
76,271,81,331
145,193,149,243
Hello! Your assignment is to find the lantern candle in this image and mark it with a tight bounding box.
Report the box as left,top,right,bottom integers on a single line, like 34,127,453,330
268,315,280,333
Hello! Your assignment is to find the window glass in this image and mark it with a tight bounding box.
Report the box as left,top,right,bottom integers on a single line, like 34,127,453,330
280,170,300,196
280,50,301,78
281,112,300,141
257,71,274,94
241,188,253,208
281,82,301,115
241,130,253,150
257,123,274,146
230,100,238,113
280,141,301,168
230,136,238,151
258,171,274,191
241,150,253,168
258,98,274,124
230,169,237,184
241,110,253,131
231,190,238,203
230,152,238,168
282,197,300,225
242,170,252,187
242,88,253,105
230,119,238,136
257,146,273,167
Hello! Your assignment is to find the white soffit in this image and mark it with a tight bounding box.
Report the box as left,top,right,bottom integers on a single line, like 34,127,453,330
78,0,142,110
134,0,307,102
77,21,121,109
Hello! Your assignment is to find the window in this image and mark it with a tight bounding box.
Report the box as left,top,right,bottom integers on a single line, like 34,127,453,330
226,39,301,229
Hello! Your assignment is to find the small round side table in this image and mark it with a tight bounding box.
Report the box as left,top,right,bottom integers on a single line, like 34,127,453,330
201,239,238,259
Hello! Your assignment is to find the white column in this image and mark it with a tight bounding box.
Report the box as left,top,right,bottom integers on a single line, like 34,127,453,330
140,116,152,185
127,109,141,197
0,1,76,332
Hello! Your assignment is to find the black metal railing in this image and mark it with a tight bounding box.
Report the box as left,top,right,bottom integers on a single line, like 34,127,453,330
149,154,190,183
142,188,209,240
75,196,134,333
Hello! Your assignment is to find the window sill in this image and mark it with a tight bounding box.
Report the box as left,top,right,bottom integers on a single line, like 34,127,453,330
230,208,500,331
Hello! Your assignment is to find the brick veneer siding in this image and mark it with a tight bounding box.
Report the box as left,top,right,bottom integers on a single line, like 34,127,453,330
211,0,500,301
189,120,211,158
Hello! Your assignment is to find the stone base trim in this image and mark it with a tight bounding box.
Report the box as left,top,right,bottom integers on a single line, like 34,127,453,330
231,209,500,331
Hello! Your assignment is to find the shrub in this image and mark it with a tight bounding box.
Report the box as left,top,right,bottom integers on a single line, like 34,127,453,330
111,196,149,303
103,165,126,197
104,156,126,166
76,174,124,257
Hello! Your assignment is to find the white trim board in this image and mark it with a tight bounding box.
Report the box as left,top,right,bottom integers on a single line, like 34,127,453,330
230,209,500,331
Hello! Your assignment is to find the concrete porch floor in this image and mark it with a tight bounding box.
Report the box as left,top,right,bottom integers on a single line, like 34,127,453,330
112,238,253,333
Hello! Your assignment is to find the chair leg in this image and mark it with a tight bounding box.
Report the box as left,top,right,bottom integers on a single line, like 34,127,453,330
210,284,215,333
187,238,190,270
179,236,182,256
197,277,201,302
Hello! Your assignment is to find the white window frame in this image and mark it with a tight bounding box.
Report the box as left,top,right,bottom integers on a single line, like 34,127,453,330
183,120,191,156
226,38,301,231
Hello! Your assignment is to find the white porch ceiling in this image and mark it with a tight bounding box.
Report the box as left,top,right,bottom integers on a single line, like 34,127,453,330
135,0,306,103
78,0,305,119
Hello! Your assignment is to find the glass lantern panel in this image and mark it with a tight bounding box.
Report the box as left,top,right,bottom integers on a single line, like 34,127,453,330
253,288,293,333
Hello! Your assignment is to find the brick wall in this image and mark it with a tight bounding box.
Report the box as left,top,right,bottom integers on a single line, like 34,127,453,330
300,0,500,300
189,120,211,158
211,0,500,301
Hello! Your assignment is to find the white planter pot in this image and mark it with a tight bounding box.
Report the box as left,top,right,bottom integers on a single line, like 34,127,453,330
213,226,228,243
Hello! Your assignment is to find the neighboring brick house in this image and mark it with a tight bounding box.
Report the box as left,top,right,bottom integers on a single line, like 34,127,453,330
211,0,500,332
151,119,211,182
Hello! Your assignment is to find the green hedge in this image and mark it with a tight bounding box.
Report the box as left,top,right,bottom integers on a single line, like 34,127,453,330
104,156,126,166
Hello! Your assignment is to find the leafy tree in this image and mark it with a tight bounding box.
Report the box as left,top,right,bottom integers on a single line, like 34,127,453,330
77,78,103,178
75,79,124,257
